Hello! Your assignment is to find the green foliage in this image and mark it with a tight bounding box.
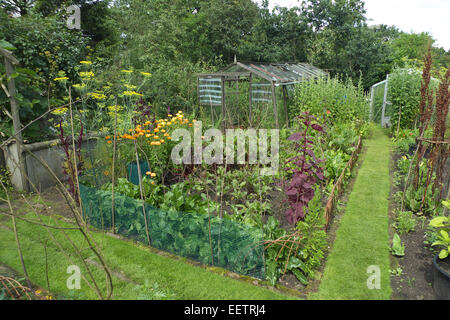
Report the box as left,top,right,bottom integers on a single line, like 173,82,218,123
402,160,439,215
292,75,369,125
0,13,88,142
390,233,405,256
263,188,326,286
393,210,416,235
81,183,265,277
392,128,418,153
428,201,450,259
296,189,327,278
323,149,350,183
387,66,439,133
387,67,423,130
0,167,12,203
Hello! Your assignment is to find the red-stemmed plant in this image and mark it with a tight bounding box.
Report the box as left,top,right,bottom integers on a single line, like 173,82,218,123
59,120,84,204
283,112,325,224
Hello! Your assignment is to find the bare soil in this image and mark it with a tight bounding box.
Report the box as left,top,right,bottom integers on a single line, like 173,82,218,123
388,150,439,300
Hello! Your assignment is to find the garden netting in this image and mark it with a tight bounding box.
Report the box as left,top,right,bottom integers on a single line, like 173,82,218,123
78,157,265,279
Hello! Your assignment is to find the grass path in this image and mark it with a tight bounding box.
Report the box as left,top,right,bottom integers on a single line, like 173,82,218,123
309,127,392,300
0,213,295,300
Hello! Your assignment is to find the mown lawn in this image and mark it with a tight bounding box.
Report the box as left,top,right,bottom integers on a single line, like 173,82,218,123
309,127,392,300
0,213,296,300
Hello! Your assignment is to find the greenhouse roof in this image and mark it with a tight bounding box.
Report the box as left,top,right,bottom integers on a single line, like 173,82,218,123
221,61,327,85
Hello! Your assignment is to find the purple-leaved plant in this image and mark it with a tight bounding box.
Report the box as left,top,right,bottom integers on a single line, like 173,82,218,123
59,120,84,203
283,112,325,224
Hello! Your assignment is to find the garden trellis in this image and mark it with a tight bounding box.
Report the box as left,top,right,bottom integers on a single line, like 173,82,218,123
197,60,327,128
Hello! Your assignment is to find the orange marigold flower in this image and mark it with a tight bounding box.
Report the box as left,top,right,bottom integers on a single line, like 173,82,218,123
107,140,112,144
151,173,156,177
105,136,111,139
146,171,151,175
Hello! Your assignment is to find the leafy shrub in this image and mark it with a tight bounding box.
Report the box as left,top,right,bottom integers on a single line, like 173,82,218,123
292,75,369,125
323,149,350,183
393,210,416,235
0,14,88,142
392,128,418,153
387,67,438,131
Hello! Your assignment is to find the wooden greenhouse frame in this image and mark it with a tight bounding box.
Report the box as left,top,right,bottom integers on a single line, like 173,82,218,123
197,60,327,128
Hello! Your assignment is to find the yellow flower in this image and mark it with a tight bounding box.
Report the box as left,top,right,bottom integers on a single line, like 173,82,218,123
151,173,156,177
124,84,137,90
54,77,69,81
107,105,123,112
141,72,152,77
123,91,143,97
79,71,94,78
160,139,165,143
51,107,68,115
153,135,159,140
72,83,86,89
146,171,151,175
35,290,42,295
121,69,133,73
89,92,107,100
80,61,92,65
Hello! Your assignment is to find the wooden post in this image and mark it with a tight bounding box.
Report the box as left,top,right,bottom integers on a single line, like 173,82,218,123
271,82,279,129
248,73,253,127
3,52,28,191
282,86,288,128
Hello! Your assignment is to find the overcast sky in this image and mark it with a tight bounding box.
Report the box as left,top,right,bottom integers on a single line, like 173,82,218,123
255,0,450,50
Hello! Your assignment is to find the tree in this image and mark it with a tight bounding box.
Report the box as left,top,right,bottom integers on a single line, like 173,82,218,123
0,0,34,16
238,4,309,63
302,0,367,75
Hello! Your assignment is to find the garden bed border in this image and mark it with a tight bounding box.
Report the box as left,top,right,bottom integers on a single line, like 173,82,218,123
324,135,363,230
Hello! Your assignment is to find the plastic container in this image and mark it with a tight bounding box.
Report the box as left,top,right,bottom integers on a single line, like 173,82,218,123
433,254,450,300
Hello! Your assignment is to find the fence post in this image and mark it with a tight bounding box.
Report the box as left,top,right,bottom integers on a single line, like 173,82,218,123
381,74,389,127
2,49,28,191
